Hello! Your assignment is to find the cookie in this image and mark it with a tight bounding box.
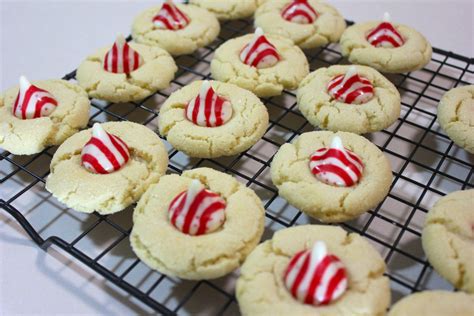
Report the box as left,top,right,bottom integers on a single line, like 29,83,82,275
211,28,309,97
297,65,401,134
271,131,392,222
0,78,90,155
255,0,346,49
340,13,432,73
76,35,177,103
236,225,390,315
189,0,257,20
130,167,265,280
388,290,474,316
45,121,168,215
422,189,474,293
437,85,474,154
158,80,269,158
132,2,220,56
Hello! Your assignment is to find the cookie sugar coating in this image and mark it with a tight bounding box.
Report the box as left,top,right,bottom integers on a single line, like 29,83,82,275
422,189,474,293
189,0,257,20
132,4,220,56
236,225,390,315
437,85,474,154
158,80,269,158
340,21,432,73
45,122,168,215
130,167,265,280
76,42,177,103
297,65,401,134
211,34,309,97
271,131,392,222
0,80,90,155
255,0,346,49
388,291,474,316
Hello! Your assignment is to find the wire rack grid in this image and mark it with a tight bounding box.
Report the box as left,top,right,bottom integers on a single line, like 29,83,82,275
1,17,473,315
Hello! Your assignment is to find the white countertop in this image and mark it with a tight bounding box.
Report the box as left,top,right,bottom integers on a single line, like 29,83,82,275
1,0,473,315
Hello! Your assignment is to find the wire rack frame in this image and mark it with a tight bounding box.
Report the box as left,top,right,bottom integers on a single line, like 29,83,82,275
1,17,473,315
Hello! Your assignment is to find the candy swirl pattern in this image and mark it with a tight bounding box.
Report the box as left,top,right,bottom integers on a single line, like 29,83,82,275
309,136,364,187
185,81,233,127
240,27,280,69
327,66,374,105
168,180,226,236
284,241,348,306
81,123,130,174
367,13,404,48
103,35,144,74
153,0,190,31
281,0,318,24
12,76,58,120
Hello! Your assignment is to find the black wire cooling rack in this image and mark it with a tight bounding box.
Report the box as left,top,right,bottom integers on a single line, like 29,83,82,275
1,17,473,315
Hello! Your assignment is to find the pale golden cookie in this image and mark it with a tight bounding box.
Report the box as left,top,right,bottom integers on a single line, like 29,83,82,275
236,225,390,316
255,0,346,49
340,21,432,73
45,121,168,215
437,85,474,154
158,80,269,158
271,131,392,222
297,65,401,134
422,189,474,293
211,33,309,97
76,42,177,103
130,167,265,280
189,0,257,20
132,4,220,56
0,80,90,155
388,290,474,316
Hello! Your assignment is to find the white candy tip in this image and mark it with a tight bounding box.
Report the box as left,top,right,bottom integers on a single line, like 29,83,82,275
255,27,264,37
19,75,30,91
201,80,211,91
383,12,391,22
346,66,358,78
92,123,106,138
189,179,204,192
330,135,344,150
312,241,328,260
116,34,126,45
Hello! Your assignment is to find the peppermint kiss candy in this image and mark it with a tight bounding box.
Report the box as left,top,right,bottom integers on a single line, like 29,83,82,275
12,76,58,120
309,136,364,187
284,241,348,306
81,123,130,174
168,180,226,236
327,66,374,104
185,81,233,127
103,34,144,74
153,0,190,31
240,27,281,69
367,12,404,48
281,0,318,24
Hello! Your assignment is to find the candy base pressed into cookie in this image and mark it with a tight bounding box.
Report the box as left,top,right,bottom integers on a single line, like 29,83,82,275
236,225,390,315
255,0,346,49
340,22,432,73
130,168,265,280
158,80,269,158
437,85,474,154
132,4,220,56
388,291,474,316
271,131,392,222
0,80,90,155
76,42,177,103
211,34,309,97
45,121,168,215
422,189,474,293
189,0,258,20
297,65,401,134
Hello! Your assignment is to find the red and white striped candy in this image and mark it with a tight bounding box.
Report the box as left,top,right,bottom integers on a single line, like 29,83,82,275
81,123,130,174
281,0,318,24
168,180,226,236
327,66,374,104
185,81,233,127
240,27,280,69
103,34,144,74
153,0,190,31
366,13,404,48
12,76,58,120
284,241,348,306
309,136,364,187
